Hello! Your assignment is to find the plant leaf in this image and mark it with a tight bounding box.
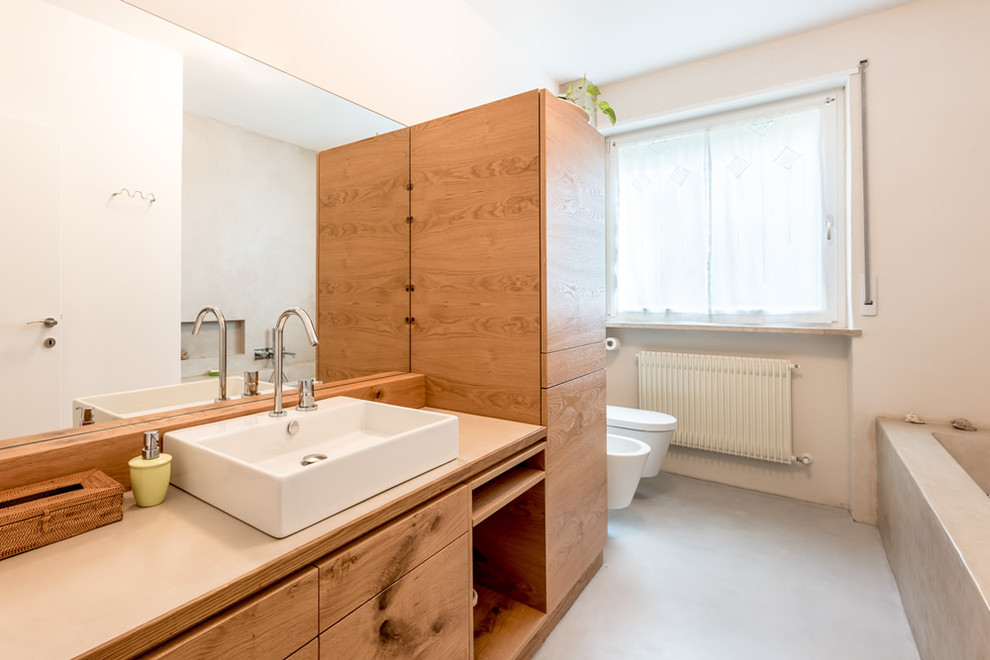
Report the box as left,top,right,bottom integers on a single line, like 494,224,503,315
600,103,617,126
565,82,574,97
586,83,601,96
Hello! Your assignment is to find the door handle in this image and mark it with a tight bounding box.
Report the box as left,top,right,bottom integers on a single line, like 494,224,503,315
27,317,58,328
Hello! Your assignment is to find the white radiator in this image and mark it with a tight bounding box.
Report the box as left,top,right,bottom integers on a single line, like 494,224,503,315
638,351,795,464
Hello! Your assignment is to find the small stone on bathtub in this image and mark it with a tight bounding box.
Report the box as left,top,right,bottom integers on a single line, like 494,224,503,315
904,412,926,424
951,417,977,431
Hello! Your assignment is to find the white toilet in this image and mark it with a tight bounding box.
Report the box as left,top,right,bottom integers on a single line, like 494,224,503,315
606,434,651,509
605,406,678,510
607,405,678,478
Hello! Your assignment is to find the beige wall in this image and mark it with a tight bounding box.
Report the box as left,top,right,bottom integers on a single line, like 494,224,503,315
603,0,990,522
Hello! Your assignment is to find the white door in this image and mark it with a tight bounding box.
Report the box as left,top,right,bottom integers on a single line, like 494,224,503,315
0,116,61,439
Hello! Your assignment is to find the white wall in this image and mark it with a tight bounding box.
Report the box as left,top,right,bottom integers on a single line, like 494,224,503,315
1,0,182,427
125,0,557,126
603,0,990,522
181,114,317,384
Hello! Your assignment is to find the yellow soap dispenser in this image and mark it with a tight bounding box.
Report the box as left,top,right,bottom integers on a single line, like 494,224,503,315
128,430,172,507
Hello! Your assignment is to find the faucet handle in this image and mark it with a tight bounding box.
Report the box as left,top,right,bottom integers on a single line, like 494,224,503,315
296,378,318,412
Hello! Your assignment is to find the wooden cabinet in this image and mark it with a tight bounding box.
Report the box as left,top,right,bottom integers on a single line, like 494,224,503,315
410,90,607,622
316,88,607,656
144,567,319,659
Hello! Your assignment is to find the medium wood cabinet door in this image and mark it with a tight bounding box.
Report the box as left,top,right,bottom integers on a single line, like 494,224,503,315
410,92,543,424
317,128,411,382
542,93,607,355
320,535,472,659
543,368,607,612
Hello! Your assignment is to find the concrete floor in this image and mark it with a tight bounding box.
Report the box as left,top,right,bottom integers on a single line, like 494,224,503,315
535,474,919,660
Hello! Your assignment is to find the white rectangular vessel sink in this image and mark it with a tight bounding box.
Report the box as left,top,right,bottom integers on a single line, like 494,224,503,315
164,397,458,537
74,377,275,423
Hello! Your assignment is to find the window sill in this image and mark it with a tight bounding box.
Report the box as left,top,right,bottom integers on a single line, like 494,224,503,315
606,321,862,337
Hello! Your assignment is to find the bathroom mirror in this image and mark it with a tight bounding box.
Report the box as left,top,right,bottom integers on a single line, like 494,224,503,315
0,0,408,444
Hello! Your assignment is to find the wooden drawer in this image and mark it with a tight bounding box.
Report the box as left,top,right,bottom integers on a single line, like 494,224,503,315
316,486,469,631
144,567,318,659
320,534,471,659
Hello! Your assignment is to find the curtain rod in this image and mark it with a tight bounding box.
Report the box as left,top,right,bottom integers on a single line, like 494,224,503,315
859,59,874,307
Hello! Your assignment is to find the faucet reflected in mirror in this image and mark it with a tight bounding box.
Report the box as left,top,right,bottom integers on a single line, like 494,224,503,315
271,308,320,418
192,306,229,402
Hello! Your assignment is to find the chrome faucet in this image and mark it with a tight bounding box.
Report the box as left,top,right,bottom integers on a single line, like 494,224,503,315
192,306,229,402
270,307,320,417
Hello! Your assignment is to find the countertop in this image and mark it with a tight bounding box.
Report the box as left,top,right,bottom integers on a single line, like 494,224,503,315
0,408,545,660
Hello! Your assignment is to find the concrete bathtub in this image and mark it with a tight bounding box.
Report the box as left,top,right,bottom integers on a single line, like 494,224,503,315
877,418,990,659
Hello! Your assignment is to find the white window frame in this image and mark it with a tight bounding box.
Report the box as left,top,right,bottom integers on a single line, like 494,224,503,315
606,87,849,329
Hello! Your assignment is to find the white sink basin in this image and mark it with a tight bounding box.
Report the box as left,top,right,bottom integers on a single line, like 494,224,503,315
73,377,275,424
164,397,458,537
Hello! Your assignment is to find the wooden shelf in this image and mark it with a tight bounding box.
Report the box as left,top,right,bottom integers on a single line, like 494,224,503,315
471,467,545,526
472,584,545,660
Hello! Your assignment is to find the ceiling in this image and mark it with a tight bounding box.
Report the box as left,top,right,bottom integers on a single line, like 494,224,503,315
465,0,918,85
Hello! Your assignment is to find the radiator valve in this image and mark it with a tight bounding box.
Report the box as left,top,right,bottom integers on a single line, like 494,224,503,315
793,454,814,466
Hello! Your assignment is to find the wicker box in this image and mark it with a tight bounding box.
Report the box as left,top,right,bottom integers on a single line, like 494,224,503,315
0,469,124,560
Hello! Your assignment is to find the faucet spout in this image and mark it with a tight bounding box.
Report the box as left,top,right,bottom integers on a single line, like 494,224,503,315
270,307,319,417
192,306,229,402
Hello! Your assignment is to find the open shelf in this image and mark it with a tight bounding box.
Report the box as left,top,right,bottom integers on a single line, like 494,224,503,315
472,584,545,660
472,466,545,526
470,443,548,658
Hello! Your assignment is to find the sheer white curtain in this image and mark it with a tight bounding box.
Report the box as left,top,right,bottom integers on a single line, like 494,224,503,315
611,95,839,325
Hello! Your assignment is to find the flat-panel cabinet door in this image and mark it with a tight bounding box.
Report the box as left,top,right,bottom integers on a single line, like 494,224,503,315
320,535,471,659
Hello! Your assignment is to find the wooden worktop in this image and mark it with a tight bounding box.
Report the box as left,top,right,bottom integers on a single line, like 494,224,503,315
0,409,545,660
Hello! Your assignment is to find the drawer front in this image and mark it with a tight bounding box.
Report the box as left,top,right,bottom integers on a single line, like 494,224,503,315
320,534,471,659
317,486,469,630
145,567,318,660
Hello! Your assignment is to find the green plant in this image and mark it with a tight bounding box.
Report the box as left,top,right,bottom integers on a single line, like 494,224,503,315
558,76,616,126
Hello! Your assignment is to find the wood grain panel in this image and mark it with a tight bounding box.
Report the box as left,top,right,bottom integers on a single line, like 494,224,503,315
144,567,318,659
541,341,606,389
319,535,471,660
410,91,542,424
287,639,319,660
316,486,469,631
541,91,607,354
0,373,425,492
317,128,410,382
542,368,607,612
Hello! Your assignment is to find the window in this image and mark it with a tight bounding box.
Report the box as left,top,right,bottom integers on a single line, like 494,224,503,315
608,90,846,327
